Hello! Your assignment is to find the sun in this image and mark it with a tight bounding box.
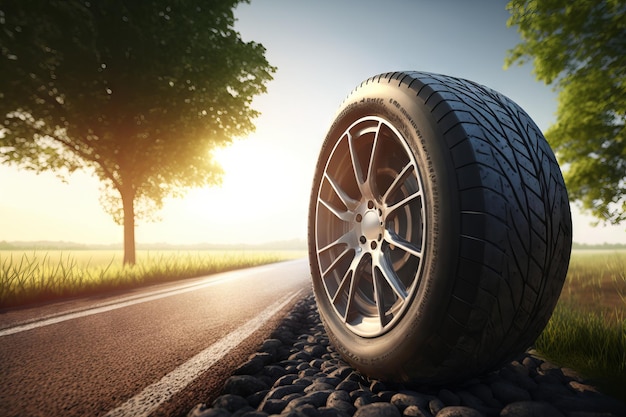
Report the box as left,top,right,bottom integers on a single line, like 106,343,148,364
155,135,309,243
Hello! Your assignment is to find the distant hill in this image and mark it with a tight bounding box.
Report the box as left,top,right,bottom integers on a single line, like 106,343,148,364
0,239,307,251
2,240,622,252
571,242,626,250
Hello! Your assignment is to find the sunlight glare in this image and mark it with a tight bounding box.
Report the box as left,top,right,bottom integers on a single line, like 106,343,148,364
162,137,308,244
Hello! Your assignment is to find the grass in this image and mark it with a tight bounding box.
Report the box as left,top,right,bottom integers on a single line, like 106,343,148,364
0,249,305,308
535,249,626,402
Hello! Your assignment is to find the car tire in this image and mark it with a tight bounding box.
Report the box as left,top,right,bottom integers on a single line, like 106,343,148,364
307,71,572,383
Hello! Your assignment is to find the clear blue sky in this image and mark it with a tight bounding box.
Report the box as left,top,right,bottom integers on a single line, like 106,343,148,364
0,0,623,245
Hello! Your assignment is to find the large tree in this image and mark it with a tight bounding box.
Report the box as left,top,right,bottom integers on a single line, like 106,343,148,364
0,0,275,264
505,0,626,224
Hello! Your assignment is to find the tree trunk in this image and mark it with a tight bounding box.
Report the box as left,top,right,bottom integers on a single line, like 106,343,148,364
121,188,136,265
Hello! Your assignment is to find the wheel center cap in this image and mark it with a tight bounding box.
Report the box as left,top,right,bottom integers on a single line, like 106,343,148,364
362,210,381,240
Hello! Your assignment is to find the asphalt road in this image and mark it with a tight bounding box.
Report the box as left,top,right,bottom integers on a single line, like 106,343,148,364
0,259,311,417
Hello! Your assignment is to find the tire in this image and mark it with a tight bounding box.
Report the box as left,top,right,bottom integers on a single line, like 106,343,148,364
307,71,572,383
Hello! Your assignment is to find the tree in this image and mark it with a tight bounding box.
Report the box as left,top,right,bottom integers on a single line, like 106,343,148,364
0,0,276,264
505,0,626,225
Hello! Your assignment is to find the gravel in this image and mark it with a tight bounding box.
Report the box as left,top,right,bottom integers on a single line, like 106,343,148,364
187,295,626,417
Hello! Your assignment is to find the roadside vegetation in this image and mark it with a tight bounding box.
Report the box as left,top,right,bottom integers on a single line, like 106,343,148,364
535,249,626,402
0,250,304,308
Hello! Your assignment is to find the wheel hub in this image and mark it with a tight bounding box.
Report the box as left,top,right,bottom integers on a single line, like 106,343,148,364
358,205,383,243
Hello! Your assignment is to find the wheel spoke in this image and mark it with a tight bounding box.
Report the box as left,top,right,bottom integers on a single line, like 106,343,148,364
318,230,352,257
384,229,423,259
320,245,352,279
382,161,416,203
365,121,383,195
372,267,387,329
386,189,422,215
375,253,408,300
331,268,352,304
348,132,367,195
344,251,367,323
324,172,359,211
319,197,352,222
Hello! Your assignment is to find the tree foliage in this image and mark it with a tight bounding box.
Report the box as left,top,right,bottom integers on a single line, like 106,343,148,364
0,0,275,263
506,0,626,224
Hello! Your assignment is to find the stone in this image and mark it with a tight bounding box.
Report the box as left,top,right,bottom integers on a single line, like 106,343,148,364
310,358,325,368
317,407,350,417
304,344,327,358
429,398,445,416
370,380,387,394
500,401,565,417
560,367,583,381
402,405,430,417
289,351,313,361
438,389,461,406
456,391,482,409
231,406,255,417
352,389,375,408
212,394,250,412
530,381,573,401
568,381,600,394
434,406,485,417
284,391,332,412
521,355,541,370
315,377,342,387
234,355,266,375
294,376,315,387
489,381,531,404
262,365,287,379
259,338,283,353
327,390,352,405
328,400,356,416
335,380,360,392
466,383,499,407
187,404,232,417
274,374,299,387
299,368,320,378
223,376,268,398
258,398,287,415
377,391,397,402
353,402,401,417
264,384,305,400
297,362,311,371
304,382,335,393
245,390,268,408
391,392,429,411
329,366,354,379
282,403,318,417
238,412,268,417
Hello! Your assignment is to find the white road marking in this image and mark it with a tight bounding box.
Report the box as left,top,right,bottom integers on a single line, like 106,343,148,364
0,263,286,337
103,289,302,417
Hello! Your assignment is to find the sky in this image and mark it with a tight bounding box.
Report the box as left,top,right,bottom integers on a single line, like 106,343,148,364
0,0,624,246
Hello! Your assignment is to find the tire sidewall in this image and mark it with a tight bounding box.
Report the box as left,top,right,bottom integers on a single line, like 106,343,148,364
308,80,461,380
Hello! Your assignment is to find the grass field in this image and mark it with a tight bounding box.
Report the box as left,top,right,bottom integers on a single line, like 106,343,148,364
535,249,626,402
0,249,305,308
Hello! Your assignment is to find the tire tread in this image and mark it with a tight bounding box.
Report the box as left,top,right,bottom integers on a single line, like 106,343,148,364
389,71,571,376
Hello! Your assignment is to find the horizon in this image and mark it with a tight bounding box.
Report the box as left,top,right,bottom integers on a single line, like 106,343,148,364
1,239,624,250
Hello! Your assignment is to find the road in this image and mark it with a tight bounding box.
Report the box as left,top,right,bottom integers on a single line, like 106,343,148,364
0,259,311,417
